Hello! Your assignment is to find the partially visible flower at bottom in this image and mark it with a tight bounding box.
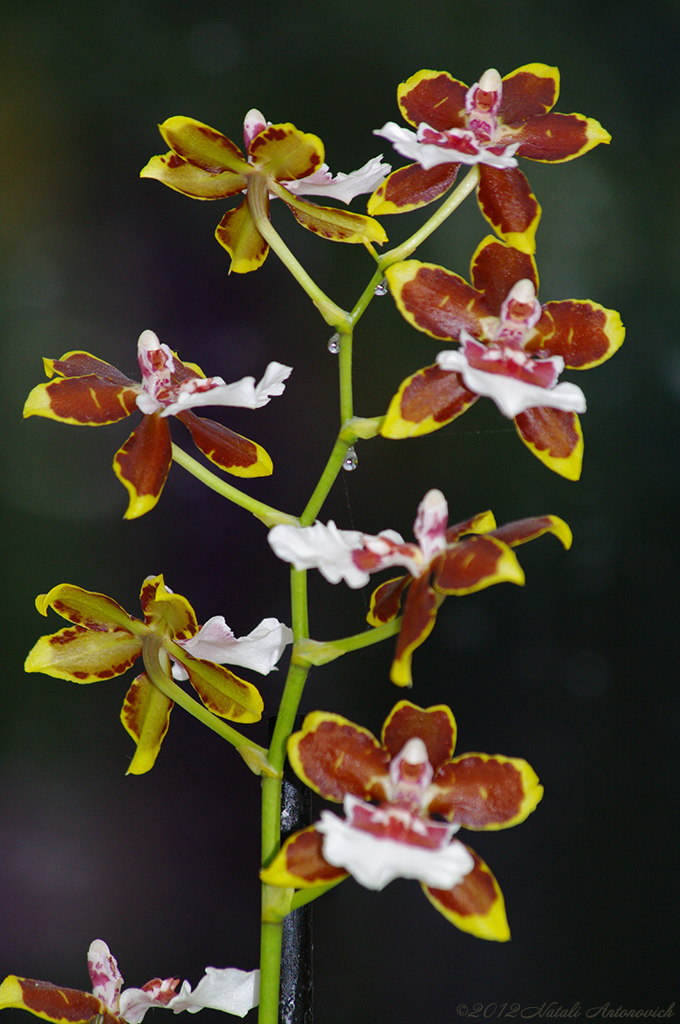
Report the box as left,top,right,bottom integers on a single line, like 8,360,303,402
261,701,544,940
0,940,259,1022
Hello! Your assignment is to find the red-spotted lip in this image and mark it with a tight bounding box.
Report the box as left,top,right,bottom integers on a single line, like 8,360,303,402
461,336,562,388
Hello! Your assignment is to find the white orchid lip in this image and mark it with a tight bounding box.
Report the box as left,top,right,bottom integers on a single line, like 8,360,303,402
374,121,519,171
173,616,293,678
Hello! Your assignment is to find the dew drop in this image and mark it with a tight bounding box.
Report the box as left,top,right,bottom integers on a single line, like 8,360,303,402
343,446,358,471
374,280,388,296
327,333,340,354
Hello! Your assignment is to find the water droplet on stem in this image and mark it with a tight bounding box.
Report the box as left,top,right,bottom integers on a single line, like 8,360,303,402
343,447,358,471
327,333,340,354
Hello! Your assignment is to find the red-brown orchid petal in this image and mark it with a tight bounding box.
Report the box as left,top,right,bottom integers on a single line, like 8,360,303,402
288,712,391,803
510,112,611,162
386,261,491,340
156,116,250,175
434,536,525,594
529,300,625,368
514,407,583,480
390,574,439,687
214,198,269,273
423,847,510,940
445,510,497,544
499,63,560,123
113,414,172,519
382,700,457,770
490,514,572,551
469,236,538,314
476,165,541,255
278,188,388,245
172,649,264,723
367,575,410,626
397,70,468,130
260,827,349,888
249,123,324,182
45,351,137,386
24,375,139,426
0,975,119,1024
24,624,142,683
140,151,248,199
381,365,479,439
121,671,174,775
177,410,273,477
139,575,198,641
367,162,460,215
428,753,543,829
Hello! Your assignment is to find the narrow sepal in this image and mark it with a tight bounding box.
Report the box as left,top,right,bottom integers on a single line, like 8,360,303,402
476,165,541,254
381,701,457,770
260,827,349,888
278,188,388,244
390,574,439,687
512,112,611,162
435,536,525,593
214,198,269,273
469,236,538,312
121,672,173,775
386,261,490,339
113,415,172,519
367,575,410,625
34,583,143,634
530,300,625,368
367,162,459,215
168,646,264,723
491,514,572,551
428,753,543,829
397,70,468,130
156,116,250,174
288,712,391,803
139,575,198,640
24,377,138,426
381,365,478,439
423,848,510,940
514,407,583,479
24,626,141,683
177,410,273,477
445,510,497,543
0,975,120,1024
140,152,247,199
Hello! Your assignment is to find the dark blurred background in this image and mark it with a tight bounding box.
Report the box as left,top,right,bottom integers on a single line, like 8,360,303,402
1,1,678,1021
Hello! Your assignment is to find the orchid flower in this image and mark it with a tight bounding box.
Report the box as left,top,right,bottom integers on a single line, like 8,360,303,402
370,64,610,253
23,330,291,518
24,575,293,773
0,940,259,1022
261,702,543,941
141,110,390,272
383,236,624,479
269,489,570,685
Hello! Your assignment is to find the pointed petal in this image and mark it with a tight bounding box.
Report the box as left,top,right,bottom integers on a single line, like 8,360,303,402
177,410,273,477
25,626,142,683
43,351,137,385
167,646,264,723
249,123,324,181
423,847,510,940
469,236,538,313
367,161,460,215
156,116,250,174
34,582,143,633
277,188,387,245
397,70,468,130
140,152,247,199
512,112,611,162
530,300,625,368
139,575,198,640
445,510,497,543
390,574,439,687
260,826,348,888
386,261,490,340
288,711,391,802
121,672,174,775
490,514,572,551
113,415,172,519
214,198,269,273
514,407,584,480
499,64,560,122
24,376,138,425
435,535,525,593
476,165,541,254
381,364,478,439
382,700,457,769
429,753,543,828
0,976,119,1024
367,575,410,626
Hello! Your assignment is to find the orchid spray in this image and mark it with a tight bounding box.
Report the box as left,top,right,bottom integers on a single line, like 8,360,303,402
0,65,622,1023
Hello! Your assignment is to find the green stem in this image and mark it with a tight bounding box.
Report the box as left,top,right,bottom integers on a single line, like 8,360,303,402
378,164,480,268
171,444,297,527
293,616,403,666
247,178,350,328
